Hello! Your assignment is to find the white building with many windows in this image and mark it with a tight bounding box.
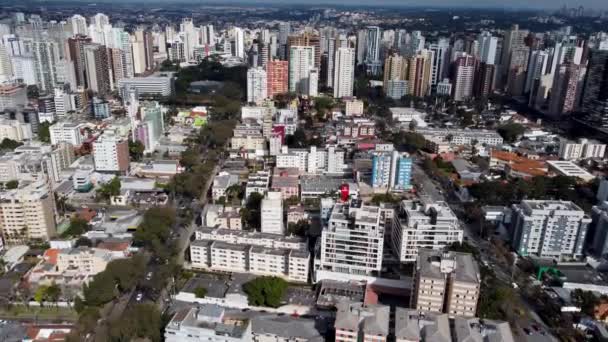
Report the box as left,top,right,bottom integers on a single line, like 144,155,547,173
392,199,463,262
316,201,384,281
511,200,590,260
190,228,309,282
261,191,284,235
247,67,267,105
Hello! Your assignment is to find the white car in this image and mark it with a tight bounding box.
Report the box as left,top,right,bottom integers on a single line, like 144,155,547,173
136,293,143,301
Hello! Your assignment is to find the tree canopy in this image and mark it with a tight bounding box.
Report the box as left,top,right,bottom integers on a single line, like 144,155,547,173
61,217,90,238
38,121,51,143
0,138,23,150
242,276,288,308
82,254,146,307
129,140,145,161
97,177,121,201
108,303,162,342
497,123,525,143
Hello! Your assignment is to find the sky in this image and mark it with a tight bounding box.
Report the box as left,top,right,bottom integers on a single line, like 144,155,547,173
130,0,608,10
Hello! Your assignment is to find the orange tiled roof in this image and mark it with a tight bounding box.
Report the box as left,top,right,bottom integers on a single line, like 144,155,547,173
43,249,59,265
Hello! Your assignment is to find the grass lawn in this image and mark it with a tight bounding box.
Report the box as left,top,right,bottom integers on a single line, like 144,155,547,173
0,305,78,321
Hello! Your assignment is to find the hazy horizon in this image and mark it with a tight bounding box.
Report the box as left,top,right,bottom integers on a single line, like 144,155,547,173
26,0,608,11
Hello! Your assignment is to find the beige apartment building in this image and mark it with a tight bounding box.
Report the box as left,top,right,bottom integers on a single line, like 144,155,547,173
412,249,481,318
0,181,56,244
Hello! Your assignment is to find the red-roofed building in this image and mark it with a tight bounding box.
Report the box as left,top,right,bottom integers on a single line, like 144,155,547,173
25,324,74,341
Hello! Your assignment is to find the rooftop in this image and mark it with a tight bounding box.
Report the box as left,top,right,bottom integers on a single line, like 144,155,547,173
417,249,480,284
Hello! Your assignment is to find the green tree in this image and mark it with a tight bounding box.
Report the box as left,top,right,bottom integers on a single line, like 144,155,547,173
241,192,263,229
45,283,61,307
571,289,600,316
128,140,145,161
97,177,121,201
194,286,207,298
497,123,525,143
38,121,51,143
74,236,93,248
134,207,176,256
0,138,23,150
287,220,310,237
243,276,288,308
26,85,39,99
108,303,162,342
5,180,19,190
34,286,48,307
62,217,90,237
392,131,426,152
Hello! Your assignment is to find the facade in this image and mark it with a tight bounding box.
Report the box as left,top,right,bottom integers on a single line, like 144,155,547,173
581,48,608,112
276,146,345,174
117,75,174,98
0,181,56,244
247,67,267,105
266,60,288,98
371,150,412,191
317,201,384,280
190,228,309,282
0,84,27,111
335,301,389,342
0,118,32,142
452,54,476,101
83,43,111,95
418,128,503,146
92,132,130,173
333,47,355,98
591,201,608,258
288,46,315,96
50,121,82,146
344,98,364,116
511,200,590,259
260,191,284,235
549,63,582,118
559,138,606,160
412,249,481,318
392,199,463,262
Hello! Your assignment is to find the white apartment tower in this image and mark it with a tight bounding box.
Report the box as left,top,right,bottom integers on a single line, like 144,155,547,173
316,201,385,281
289,46,315,96
511,200,590,260
392,199,464,262
261,191,284,235
333,47,355,98
247,67,267,105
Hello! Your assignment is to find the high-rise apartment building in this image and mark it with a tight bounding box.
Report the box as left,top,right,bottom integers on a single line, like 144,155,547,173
371,150,412,191
287,32,320,68
261,191,284,235
478,31,498,65
364,26,381,75
411,249,481,318
67,35,92,88
332,47,355,98
452,54,477,101
383,54,408,89
0,181,56,245
429,38,450,86
32,38,60,93
511,200,590,259
474,63,496,98
525,50,549,94
83,44,111,95
408,50,433,97
581,48,608,112
549,63,582,118
288,46,315,96
392,199,463,262
316,201,384,281
247,67,267,104
326,35,348,88
266,60,288,98
92,132,130,173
